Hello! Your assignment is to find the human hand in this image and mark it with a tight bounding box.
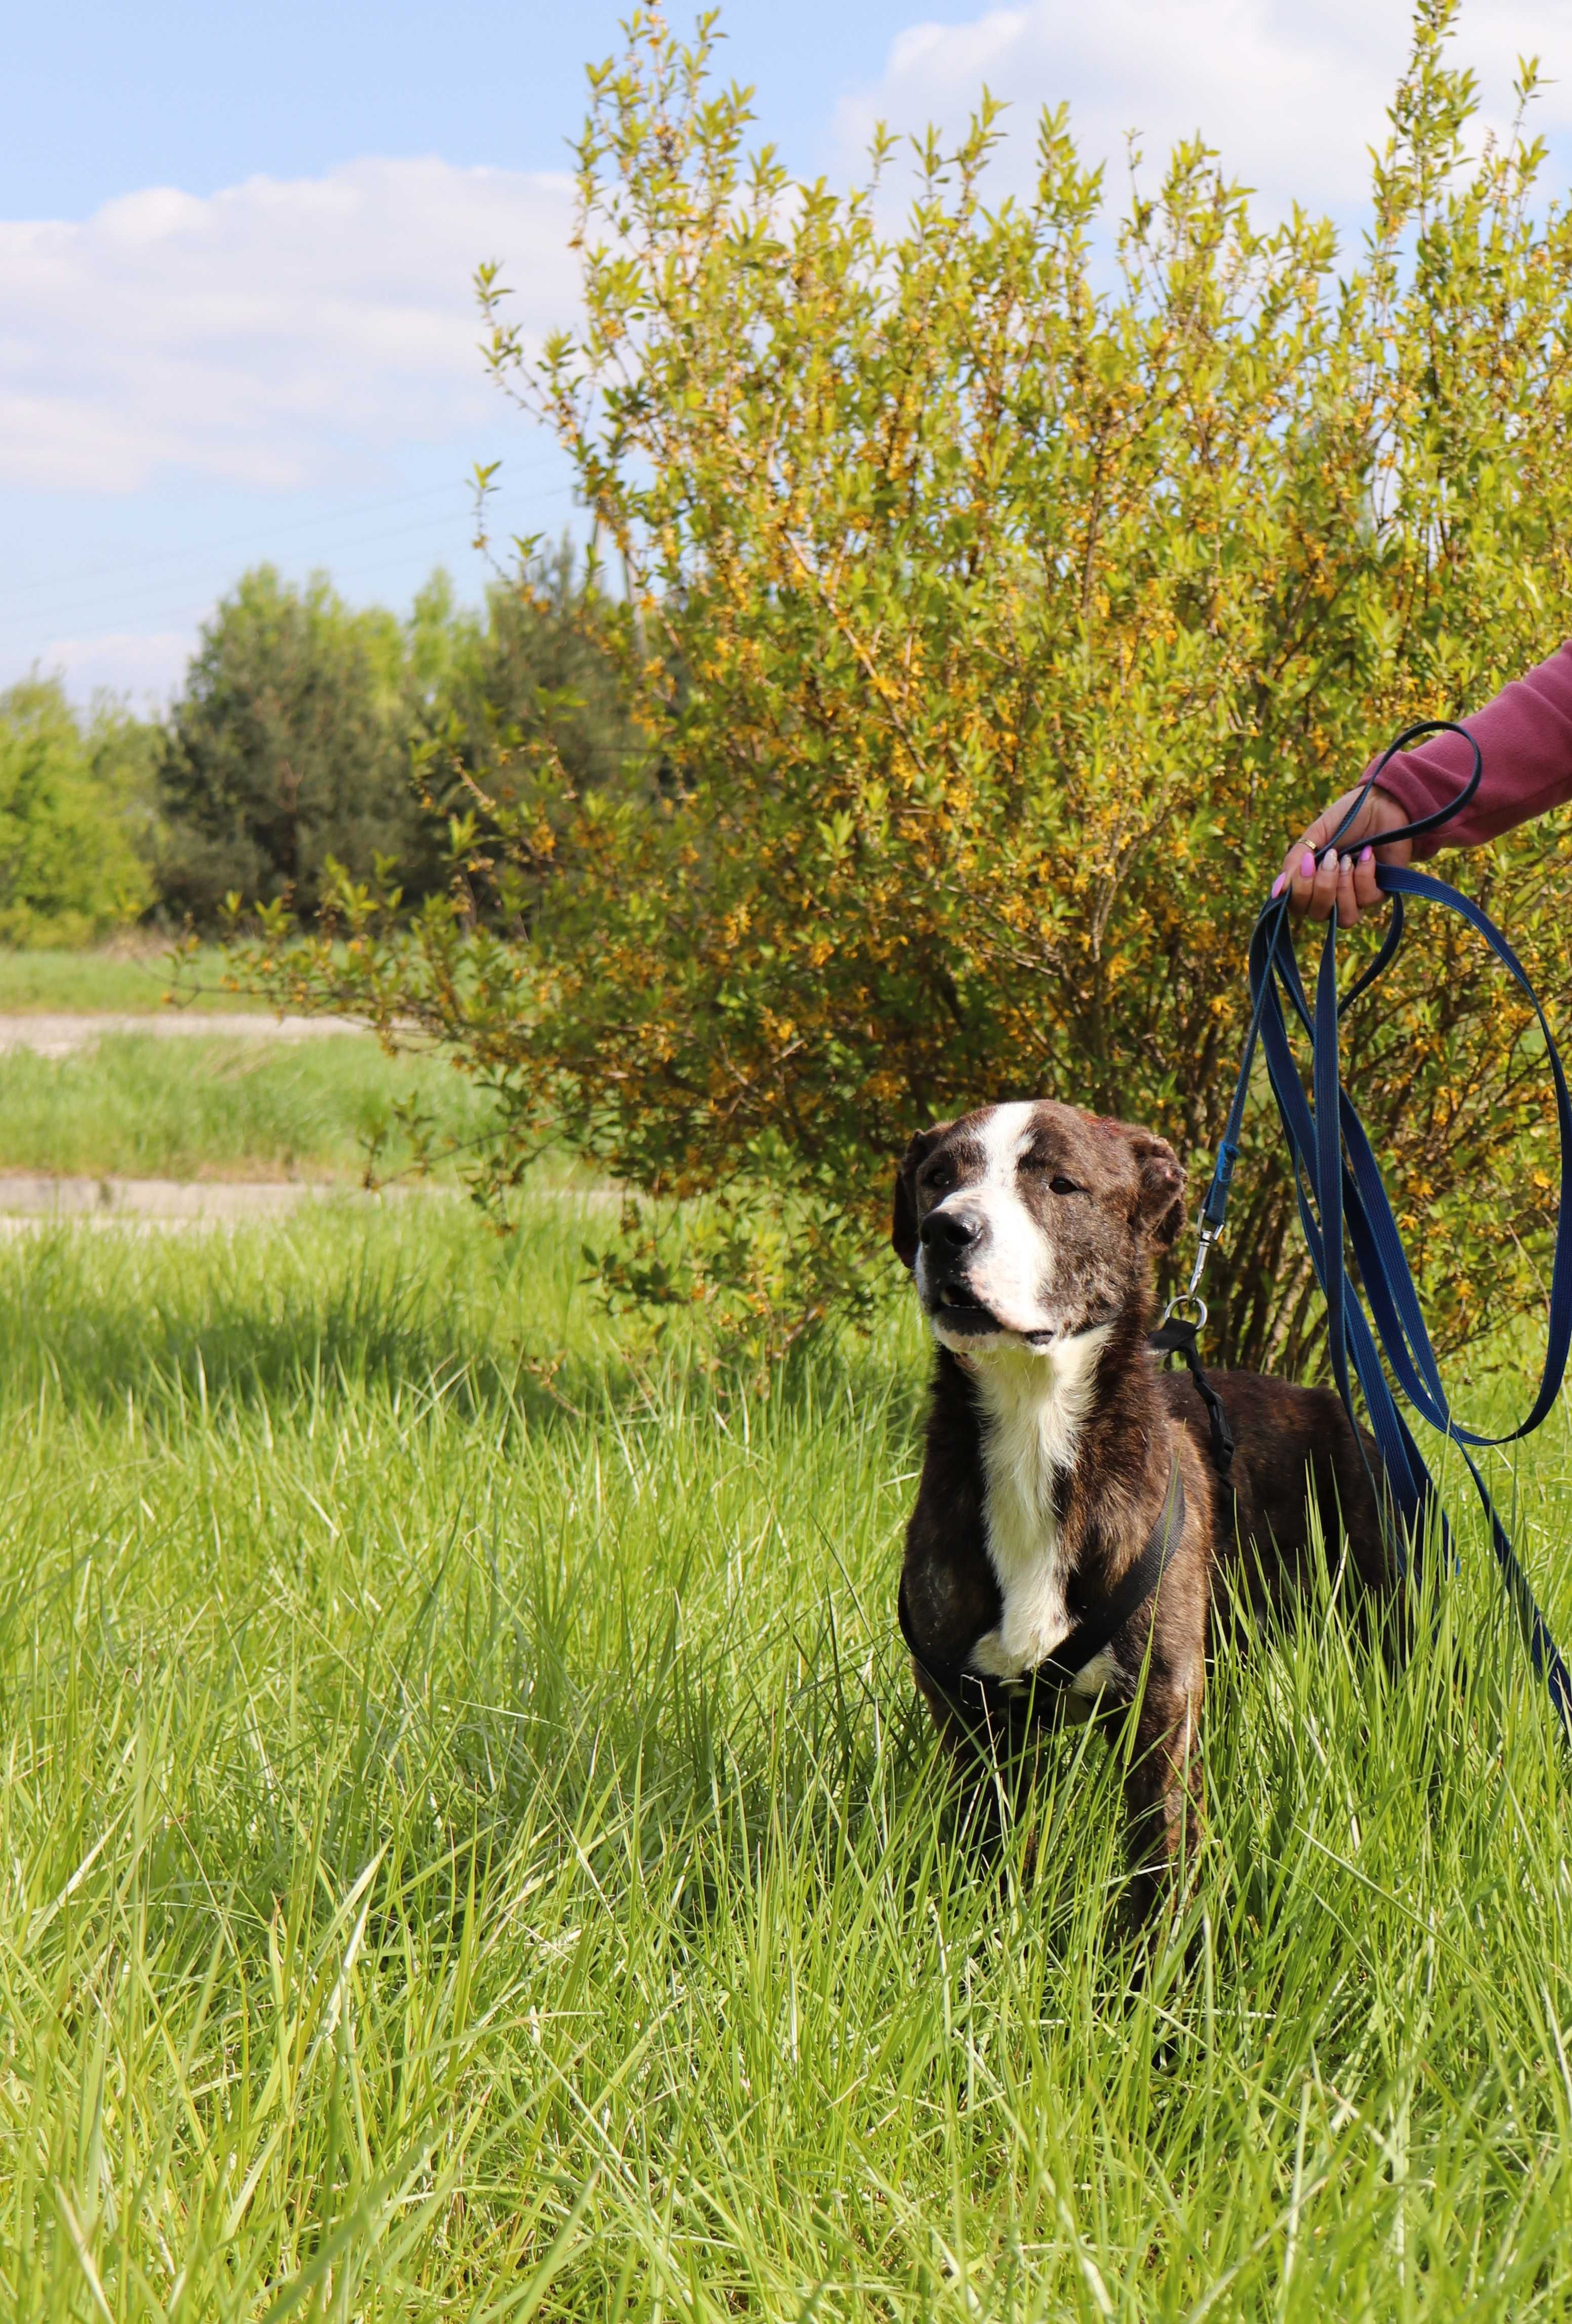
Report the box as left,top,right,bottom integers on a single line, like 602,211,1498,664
1272,784,1414,925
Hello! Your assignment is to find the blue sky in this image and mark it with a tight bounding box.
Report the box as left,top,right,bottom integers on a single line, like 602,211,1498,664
7,1,1570,703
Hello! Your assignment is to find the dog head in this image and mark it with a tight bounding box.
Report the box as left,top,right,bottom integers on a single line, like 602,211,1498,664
891,1100,1185,1354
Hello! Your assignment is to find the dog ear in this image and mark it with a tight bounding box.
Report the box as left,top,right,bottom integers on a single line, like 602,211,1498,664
1128,1131,1186,1248
892,1125,948,1268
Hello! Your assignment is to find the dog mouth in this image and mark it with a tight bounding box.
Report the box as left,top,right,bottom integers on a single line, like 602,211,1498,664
929,1283,1102,1349
932,1285,1004,1336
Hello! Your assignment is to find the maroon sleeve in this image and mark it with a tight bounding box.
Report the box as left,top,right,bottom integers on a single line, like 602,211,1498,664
1372,639,1572,859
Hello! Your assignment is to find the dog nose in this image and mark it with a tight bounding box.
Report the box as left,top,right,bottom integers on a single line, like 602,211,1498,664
919,1206,980,1253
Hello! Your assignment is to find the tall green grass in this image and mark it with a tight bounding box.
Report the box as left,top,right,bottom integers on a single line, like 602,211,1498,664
2,1198,1570,2318
0,1033,500,1181
0,944,259,1015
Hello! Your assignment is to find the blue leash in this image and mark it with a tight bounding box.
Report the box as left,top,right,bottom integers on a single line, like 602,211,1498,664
1184,723,1572,1739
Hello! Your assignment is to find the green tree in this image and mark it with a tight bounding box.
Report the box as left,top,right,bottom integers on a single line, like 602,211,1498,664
155,558,638,927
237,3,1572,1371
157,566,419,924
0,676,154,944
465,545,641,796
406,547,643,851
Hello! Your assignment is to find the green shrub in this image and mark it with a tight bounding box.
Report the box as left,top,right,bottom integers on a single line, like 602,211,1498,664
0,677,155,946
239,3,1572,1371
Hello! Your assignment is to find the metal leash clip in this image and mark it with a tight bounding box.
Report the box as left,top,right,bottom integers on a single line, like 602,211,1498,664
1161,1222,1217,1333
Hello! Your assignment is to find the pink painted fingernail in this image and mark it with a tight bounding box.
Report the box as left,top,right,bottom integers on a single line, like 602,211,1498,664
1270,872,1287,898
1359,845,1373,864
1299,851,1315,879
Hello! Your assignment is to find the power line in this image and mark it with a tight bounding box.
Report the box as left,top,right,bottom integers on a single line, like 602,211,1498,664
0,482,459,609
0,482,578,646
0,447,569,615
1,508,481,636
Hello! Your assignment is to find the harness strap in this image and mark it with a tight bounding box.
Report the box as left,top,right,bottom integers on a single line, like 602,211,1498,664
898,1455,1186,1708
1040,1462,1186,1685
1149,1316,1237,1524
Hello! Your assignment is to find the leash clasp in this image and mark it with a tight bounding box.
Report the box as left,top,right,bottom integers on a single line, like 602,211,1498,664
1161,1222,1217,1333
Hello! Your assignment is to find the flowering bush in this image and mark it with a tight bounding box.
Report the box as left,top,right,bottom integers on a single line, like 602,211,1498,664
237,3,1572,1370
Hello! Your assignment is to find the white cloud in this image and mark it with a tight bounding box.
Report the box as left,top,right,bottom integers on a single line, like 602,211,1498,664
838,1,1572,220
0,157,577,493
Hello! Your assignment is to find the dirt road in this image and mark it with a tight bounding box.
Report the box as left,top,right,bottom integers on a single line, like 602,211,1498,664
0,1011,369,1060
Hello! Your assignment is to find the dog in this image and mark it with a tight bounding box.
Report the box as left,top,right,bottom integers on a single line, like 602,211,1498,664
893,1099,1393,1920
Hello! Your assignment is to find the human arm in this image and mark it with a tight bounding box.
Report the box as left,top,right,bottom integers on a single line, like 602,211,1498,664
1277,638,1572,923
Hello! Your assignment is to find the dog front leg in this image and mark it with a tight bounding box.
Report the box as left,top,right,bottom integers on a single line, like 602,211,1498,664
1120,1655,1205,1925
912,1669,1043,1855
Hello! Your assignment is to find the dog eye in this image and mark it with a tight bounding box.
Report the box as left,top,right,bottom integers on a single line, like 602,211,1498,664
924,1163,954,1193
1049,1174,1084,1196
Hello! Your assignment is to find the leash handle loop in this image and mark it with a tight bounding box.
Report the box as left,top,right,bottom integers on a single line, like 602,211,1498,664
1195,720,1482,1258
1231,742,1572,1740
1328,717,1485,858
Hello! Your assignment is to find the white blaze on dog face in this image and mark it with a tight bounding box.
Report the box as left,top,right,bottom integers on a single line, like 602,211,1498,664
898,1097,1188,1355
918,1101,1055,1342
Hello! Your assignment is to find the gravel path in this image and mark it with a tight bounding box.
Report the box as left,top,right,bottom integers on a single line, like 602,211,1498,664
0,1173,618,1233
0,1011,369,1059
0,1175,400,1234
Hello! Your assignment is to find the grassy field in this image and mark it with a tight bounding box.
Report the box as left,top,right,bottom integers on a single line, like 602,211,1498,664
4,1175,1572,2320
0,943,265,1014
0,1032,502,1183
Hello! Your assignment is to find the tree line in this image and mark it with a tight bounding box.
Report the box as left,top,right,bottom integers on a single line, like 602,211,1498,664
0,547,634,944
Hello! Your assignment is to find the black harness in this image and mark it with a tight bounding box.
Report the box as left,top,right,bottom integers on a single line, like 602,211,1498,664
1148,1312,1236,1525
897,1320,1236,1712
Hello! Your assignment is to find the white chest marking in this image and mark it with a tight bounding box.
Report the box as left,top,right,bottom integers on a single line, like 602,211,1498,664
966,1325,1114,1692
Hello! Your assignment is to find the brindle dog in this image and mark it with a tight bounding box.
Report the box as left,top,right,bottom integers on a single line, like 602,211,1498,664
893,1100,1392,1919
